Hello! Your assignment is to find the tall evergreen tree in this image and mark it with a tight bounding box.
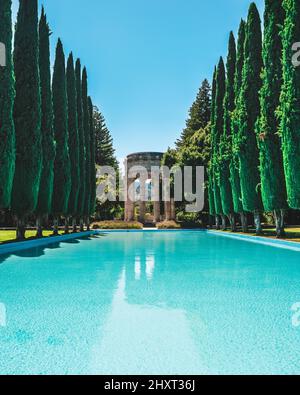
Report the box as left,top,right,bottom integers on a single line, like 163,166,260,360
230,19,248,232
176,79,211,148
212,58,226,229
82,67,91,229
66,52,80,232
258,0,287,237
35,7,55,237
237,3,263,234
88,98,96,217
12,0,42,240
52,39,71,234
0,0,15,210
219,32,236,231
95,111,118,168
75,59,86,231
208,68,217,225
280,0,300,210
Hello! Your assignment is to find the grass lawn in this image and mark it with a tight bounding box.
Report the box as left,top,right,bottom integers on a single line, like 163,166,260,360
0,230,64,244
260,227,300,242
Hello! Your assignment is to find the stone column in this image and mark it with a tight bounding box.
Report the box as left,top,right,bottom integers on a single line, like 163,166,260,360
170,198,176,220
139,175,147,223
164,201,171,221
154,202,161,223
139,201,146,223
125,178,136,222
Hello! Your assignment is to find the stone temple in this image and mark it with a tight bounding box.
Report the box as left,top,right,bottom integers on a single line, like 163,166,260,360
124,152,176,224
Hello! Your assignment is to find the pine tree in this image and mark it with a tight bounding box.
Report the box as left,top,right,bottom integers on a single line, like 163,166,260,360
212,58,226,229
258,0,287,237
66,52,80,232
12,0,42,240
176,79,211,148
237,3,263,234
230,19,248,232
82,67,91,229
280,0,300,210
35,7,55,237
52,39,71,234
88,97,96,217
208,68,217,224
75,59,86,231
219,32,236,231
94,110,117,168
0,0,15,210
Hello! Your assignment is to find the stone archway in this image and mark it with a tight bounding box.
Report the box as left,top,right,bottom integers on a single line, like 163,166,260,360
124,152,175,224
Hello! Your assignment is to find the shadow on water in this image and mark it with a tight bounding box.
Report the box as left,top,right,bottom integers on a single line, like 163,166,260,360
0,243,62,264
0,233,109,265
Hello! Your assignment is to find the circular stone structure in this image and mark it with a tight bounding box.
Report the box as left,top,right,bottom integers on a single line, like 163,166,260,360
125,152,164,172
124,152,175,224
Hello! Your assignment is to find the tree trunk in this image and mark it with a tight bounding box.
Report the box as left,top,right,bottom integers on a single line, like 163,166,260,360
240,212,248,233
86,216,90,231
221,215,227,231
64,217,69,234
72,217,77,233
254,210,262,235
228,213,236,232
16,216,26,241
36,215,43,238
274,210,286,238
79,218,84,232
215,215,220,230
53,217,59,236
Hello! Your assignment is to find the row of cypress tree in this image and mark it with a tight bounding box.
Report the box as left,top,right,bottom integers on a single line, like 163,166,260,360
209,0,300,237
0,0,97,239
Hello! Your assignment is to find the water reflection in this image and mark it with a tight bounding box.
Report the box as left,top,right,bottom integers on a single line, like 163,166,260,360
121,232,300,374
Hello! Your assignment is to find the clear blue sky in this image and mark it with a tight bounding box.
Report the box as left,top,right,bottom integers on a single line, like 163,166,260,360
12,0,264,163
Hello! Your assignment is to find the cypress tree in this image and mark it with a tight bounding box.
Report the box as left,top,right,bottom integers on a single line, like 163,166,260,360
280,0,300,210
35,7,55,237
52,39,71,234
0,0,15,210
219,32,236,231
230,19,248,232
12,0,42,240
258,0,287,237
237,3,263,234
212,58,226,229
75,59,85,231
88,97,96,217
208,68,217,225
82,67,91,229
66,52,80,232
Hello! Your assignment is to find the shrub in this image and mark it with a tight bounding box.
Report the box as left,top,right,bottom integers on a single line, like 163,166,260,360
157,221,181,230
176,212,205,228
91,221,143,230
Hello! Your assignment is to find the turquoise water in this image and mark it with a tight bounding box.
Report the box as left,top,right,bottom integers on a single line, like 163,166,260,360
0,231,300,375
